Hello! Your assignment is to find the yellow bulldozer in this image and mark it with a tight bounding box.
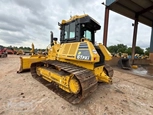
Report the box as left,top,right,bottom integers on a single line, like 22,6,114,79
18,14,114,104
16,49,25,55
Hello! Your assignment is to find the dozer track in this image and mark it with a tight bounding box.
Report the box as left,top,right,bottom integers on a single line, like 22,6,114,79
31,60,98,104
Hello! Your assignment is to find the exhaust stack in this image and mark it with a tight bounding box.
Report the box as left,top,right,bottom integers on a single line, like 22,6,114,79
50,31,53,46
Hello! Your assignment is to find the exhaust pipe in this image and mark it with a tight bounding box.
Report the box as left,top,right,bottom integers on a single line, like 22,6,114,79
50,31,53,46
50,31,58,46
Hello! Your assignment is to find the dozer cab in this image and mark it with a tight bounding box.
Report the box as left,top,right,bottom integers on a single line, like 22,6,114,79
21,14,114,104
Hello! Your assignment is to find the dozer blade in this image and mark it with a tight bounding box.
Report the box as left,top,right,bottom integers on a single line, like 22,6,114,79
17,55,46,73
118,58,131,70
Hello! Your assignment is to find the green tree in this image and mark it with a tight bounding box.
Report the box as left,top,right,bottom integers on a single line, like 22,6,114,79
107,45,118,53
116,44,127,53
19,46,23,49
125,47,132,55
107,44,127,53
125,46,144,55
144,47,150,56
135,46,144,55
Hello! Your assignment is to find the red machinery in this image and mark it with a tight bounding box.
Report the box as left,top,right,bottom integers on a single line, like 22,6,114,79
0,45,7,58
6,47,16,54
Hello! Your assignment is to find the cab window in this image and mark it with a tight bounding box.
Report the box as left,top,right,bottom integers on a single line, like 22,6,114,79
69,22,75,39
64,25,69,39
64,22,75,39
84,30,91,40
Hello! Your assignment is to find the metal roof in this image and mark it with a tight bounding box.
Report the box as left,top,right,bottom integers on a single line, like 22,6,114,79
106,0,153,27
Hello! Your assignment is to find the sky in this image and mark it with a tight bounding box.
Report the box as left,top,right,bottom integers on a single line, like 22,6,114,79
0,0,152,49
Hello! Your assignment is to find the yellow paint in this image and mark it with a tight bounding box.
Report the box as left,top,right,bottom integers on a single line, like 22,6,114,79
57,41,100,70
18,40,60,72
61,14,100,26
94,66,112,83
61,14,88,24
37,67,80,94
16,49,24,55
98,43,112,61
69,78,80,94
47,43,60,60
132,65,138,69
18,55,46,72
78,51,81,55
30,43,35,55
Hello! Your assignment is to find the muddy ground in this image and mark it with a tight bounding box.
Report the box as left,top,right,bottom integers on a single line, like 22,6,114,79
0,55,153,115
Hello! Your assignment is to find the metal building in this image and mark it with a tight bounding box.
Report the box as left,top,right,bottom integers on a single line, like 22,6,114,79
103,0,153,63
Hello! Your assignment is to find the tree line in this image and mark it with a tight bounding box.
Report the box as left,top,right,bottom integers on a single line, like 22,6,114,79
7,46,46,52
107,44,150,56
6,44,150,55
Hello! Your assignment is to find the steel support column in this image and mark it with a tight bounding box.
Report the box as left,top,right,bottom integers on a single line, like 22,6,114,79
131,18,138,62
103,7,109,47
150,27,153,53
149,27,153,63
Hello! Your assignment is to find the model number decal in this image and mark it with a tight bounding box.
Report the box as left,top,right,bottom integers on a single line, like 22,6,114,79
77,55,90,60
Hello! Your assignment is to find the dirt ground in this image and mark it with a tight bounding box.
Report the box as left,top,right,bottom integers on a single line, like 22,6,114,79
0,55,153,115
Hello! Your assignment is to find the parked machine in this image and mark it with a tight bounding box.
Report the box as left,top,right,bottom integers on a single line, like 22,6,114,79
0,45,7,58
16,49,25,55
18,14,114,104
6,47,16,54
